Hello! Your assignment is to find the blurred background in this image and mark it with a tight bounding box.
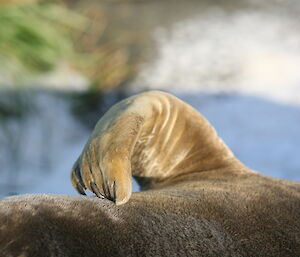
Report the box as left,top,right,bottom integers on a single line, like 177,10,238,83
0,0,299,198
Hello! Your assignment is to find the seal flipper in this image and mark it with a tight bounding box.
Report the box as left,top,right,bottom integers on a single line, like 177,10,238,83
71,91,240,205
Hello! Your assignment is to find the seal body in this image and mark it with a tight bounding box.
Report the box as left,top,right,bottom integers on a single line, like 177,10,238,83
0,91,299,257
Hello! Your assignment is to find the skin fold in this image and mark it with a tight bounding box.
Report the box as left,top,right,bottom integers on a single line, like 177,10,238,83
0,91,299,257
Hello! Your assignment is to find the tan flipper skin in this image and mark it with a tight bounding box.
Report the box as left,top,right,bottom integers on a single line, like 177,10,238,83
0,91,300,257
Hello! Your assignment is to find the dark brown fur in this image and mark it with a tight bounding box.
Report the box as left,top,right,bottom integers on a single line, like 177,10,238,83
0,91,299,257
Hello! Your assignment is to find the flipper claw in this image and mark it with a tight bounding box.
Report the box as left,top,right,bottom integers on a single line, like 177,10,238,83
90,182,105,199
76,183,86,195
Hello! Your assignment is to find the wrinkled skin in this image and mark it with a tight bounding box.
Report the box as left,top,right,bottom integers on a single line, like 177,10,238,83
0,91,300,257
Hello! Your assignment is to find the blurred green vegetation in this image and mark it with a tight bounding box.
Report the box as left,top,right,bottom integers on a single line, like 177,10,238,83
0,0,141,91
0,2,87,82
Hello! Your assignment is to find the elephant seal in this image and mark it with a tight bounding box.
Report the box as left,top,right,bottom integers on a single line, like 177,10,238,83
0,91,300,257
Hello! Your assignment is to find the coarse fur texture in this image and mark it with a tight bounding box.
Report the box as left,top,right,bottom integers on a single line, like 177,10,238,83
0,91,299,257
